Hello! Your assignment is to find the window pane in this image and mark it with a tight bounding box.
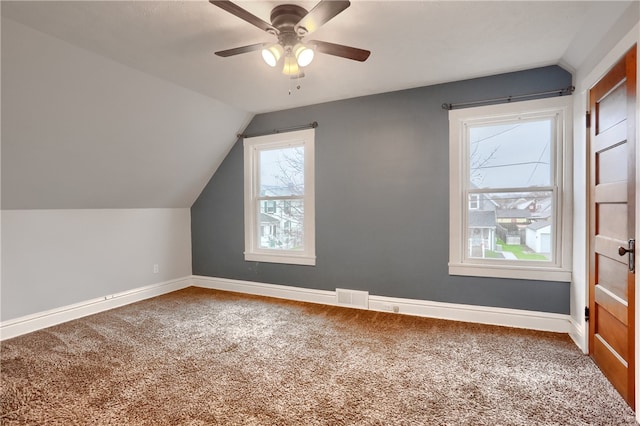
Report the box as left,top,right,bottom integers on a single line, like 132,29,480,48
257,199,304,250
469,194,479,210
259,146,305,196
466,191,553,261
468,119,552,189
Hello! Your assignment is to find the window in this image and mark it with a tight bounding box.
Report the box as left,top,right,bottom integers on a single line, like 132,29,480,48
449,97,572,281
263,200,277,214
468,194,480,210
244,128,315,265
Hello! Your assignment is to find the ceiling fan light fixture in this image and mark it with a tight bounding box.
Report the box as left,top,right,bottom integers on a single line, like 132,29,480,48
294,43,314,67
212,1,371,82
261,43,283,67
282,54,301,76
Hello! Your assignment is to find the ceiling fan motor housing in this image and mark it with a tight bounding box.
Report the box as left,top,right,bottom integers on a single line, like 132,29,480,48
271,4,308,48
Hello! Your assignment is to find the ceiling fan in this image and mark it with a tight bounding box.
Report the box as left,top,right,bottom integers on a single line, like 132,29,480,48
210,0,370,78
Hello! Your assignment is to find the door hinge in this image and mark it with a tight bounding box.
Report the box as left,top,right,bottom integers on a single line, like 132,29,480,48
585,307,590,322
586,111,591,128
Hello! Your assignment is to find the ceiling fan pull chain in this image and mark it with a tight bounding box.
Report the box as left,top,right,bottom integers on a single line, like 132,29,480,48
288,74,302,96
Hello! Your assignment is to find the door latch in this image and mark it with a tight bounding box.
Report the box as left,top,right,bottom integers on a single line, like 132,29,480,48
618,239,635,273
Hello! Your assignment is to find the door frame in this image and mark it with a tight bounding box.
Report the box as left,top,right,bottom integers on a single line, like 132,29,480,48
573,22,639,418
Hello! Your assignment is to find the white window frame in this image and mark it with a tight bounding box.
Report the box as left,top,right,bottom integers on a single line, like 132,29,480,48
243,128,316,266
449,96,572,282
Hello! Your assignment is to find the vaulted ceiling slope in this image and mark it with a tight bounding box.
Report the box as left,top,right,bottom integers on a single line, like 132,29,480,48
1,1,636,209
2,1,634,113
1,17,252,209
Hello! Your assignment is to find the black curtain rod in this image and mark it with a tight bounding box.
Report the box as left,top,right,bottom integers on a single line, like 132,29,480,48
441,86,575,111
237,121,318,139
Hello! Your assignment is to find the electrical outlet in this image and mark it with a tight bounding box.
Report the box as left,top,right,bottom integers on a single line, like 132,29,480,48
153,264,159,274
379,304,400,313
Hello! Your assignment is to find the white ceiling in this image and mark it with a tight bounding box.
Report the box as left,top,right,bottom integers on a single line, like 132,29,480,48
2,1,634,114
1,0,636,210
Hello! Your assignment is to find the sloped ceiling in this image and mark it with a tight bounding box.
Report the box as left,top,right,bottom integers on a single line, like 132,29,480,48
2,1,634,113
1,1,636,209
1,17,252,209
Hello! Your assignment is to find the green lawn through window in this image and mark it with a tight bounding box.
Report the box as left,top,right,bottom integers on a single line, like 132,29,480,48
485,239,549,261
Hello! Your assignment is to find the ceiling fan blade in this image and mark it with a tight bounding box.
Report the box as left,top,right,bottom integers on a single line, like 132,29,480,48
215,43,265,57
310,40,370,62
294,1,350,35
210,1,278,34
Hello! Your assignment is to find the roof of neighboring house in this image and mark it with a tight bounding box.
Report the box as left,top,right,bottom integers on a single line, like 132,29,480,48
527,221,551,231
531,198,553,219
262,185,303,197
468,210,496,227
496,209,532,219
260,213,280,224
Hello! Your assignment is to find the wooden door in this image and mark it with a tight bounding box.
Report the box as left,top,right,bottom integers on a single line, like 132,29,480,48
588,44,636,409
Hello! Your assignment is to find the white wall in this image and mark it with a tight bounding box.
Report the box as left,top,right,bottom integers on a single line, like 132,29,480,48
1,17,252,209
0,208,192,321
571,1,639,417
570,2,639,351
1,17,243,325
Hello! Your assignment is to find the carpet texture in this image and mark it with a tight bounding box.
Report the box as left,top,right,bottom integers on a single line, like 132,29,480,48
1,287,636,425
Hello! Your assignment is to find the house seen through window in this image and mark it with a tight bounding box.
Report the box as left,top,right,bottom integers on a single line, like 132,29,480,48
467,119,553,261
449,96,572,282
243,128,316,265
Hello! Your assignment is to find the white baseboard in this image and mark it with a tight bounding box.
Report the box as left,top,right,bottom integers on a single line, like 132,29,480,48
192,275,336,306
569,317,587,353
368,295,570,333
0,277,192,341
2,275,572,341
192,276,571,333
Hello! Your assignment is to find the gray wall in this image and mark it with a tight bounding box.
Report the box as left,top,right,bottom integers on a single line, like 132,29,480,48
192,66,572,314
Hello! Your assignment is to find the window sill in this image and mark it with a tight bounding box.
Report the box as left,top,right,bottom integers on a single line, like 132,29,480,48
448,262,571,282
245,252,316,266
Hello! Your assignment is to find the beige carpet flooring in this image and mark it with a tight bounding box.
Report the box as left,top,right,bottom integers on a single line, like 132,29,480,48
1,287,637,425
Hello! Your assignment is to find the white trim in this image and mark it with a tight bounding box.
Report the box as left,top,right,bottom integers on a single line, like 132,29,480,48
0,277,192,341
244,252,316,266
192,275,335,306
448,263,572,282
368,294,570,333
569,317,587,354
243,128,316,266
579,23,639,94
571,86,590,355
192,275,570,333
2,275,572,344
